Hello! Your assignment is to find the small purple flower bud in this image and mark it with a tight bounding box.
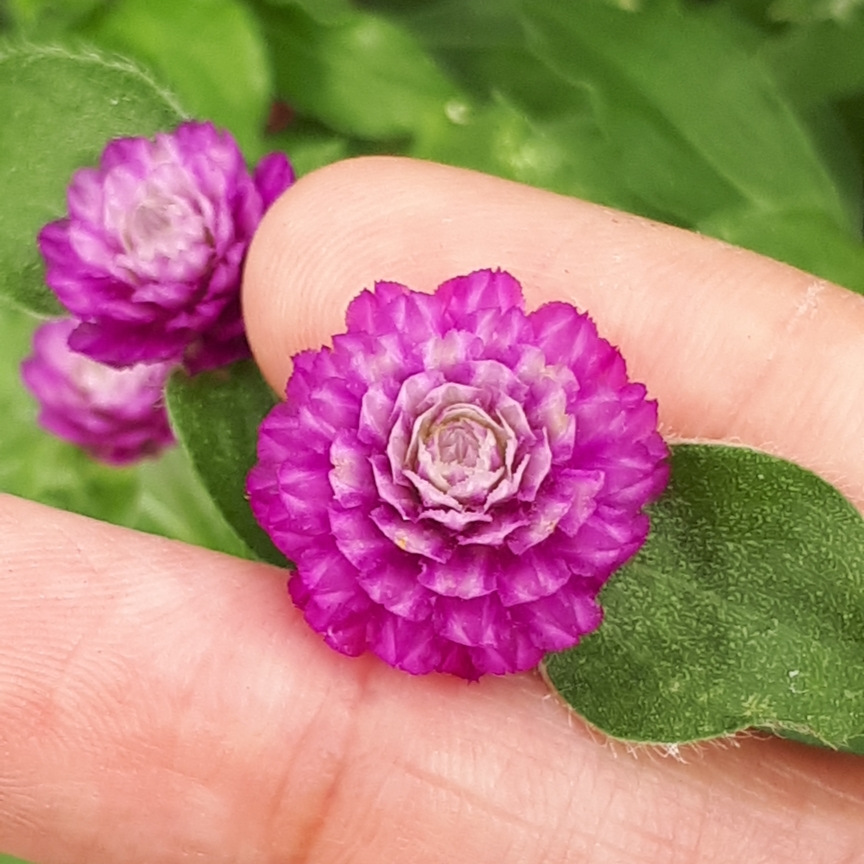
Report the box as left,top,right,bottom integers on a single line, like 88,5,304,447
21,319,175,465
248,269,669,679
38,121,294,374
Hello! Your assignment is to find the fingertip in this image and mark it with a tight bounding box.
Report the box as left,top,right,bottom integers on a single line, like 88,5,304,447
243,155,595,391
242,156,864,508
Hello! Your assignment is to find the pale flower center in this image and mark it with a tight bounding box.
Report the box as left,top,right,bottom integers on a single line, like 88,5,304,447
414,404,507,502
68,352,162,411
122,185,209,263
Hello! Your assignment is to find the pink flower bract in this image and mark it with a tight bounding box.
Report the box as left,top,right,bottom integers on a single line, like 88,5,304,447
248,270,669,679
38,121,294,374
22,319,175,465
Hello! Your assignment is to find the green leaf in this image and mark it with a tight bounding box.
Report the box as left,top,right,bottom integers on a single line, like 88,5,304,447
520,0,858,232
2,0,105,37
252,1,461,140
0,852,33,864
377,1,660,216
264,116,352,177
165,360,285,566
0,303,140,525
132,447,253,557
263,0,355,24
769,0,864,23
412,92,659,219
0,44,184,317
762,16,864,104
78,0,272,157
544,444,864,750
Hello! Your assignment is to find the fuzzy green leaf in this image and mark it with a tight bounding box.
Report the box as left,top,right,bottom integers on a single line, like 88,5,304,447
165,360,284,566
0,44,184,316
544,444,864,750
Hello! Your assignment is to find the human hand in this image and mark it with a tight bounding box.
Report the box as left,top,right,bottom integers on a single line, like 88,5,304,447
1,157,863,864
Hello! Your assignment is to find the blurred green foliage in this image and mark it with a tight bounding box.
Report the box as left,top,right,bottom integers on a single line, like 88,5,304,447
5,0,864,283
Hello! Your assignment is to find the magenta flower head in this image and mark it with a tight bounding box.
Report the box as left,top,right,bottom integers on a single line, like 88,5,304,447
248,270,669,679
21,319,175,465
38,121,294,374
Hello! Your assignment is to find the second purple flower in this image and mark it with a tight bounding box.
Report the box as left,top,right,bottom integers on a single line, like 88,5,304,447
21,319,174,465
38,121,294,374
248,269,669,680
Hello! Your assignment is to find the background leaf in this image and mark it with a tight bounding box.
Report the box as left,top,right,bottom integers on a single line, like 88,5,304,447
374,0,653,214
0,852,32,864
544,444,864,751
263,0,355,24
769,0,864,23
1,0,105,37
133,448,253,557
77,0,272,157
251,0,461,141
763,15,864,104
0,44,184,316
166,360,285,566
0,303,140,525
520,0,858,233
0,303,247,553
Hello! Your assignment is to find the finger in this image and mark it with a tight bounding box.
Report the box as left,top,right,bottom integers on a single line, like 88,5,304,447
1,495,864,864
244,156,864,510
5,156,863,864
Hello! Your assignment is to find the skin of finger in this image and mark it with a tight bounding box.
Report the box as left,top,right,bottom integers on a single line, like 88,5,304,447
1,157,862,864
1,496,864,864
244,156,864,511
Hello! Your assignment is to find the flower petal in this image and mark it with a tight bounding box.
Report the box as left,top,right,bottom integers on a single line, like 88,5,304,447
329,506,398,572
370,454,418,518
467,637,545,676
510,582,603,651
369,614,442,674
556,469,606,537
358,383,396,448
355,558,433,621
418,546,497,599
329,431,375,509
496,550,572,606
432,592,507,646
529,302,628,390
437,268,525,321
369,504,452,563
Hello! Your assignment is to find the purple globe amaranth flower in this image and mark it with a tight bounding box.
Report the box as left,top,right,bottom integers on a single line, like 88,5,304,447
38,121,294,374
21,319,175,465
248,270,669,679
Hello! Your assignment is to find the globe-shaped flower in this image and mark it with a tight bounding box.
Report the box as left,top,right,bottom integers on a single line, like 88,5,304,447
38,121,294,374
248,270,669,679
21,319,174,465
